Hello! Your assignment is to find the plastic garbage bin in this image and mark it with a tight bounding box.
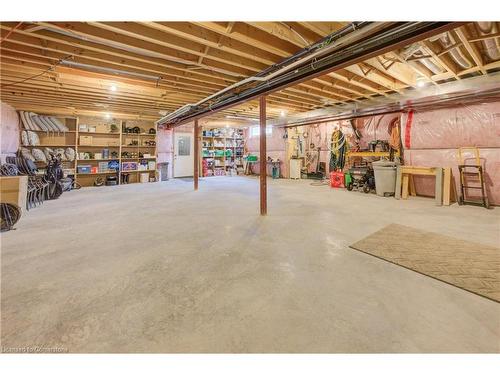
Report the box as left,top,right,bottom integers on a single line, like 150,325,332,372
373,160,398,197
158,162,169,181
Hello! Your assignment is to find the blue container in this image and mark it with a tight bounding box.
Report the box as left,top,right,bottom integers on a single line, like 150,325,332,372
77,165,91,174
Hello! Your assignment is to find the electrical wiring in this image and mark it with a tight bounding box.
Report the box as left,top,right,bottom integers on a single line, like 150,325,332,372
0,55,72,89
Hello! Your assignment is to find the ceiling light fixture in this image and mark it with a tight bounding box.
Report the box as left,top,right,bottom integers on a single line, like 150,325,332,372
416,77,426,88
110,84,117,92
104,113,111,119
280,110,286,117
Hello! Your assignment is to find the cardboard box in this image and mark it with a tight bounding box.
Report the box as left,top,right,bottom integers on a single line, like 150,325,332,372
79,135,93,146
95,124,109,133
92,138,120,146
0,176,28,214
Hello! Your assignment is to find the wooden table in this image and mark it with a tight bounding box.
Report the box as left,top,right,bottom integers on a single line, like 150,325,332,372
395,165,443,206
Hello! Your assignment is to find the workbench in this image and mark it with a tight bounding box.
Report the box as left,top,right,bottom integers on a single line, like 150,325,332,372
346,150,400,162
395,165,443,206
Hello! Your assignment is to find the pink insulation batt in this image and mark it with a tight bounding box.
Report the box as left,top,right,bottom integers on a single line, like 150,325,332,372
401,102,500,204
0,102,20,163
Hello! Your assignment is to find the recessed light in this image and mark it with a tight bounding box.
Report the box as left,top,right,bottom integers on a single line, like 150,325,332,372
104,113,111,119
110,85,117,92
416,78,426,88
280,110,286,117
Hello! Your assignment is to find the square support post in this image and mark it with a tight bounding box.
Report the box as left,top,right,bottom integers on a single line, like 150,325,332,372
194,119,199,190
259,96,267,216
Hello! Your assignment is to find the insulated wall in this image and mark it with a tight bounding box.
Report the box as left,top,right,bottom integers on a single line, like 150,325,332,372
244,114,399,177
401,102,500,205
244,126,287,177
157,122,193,179
0,102,20,163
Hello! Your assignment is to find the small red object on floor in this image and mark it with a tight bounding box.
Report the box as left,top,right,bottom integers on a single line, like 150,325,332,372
330,171,344,188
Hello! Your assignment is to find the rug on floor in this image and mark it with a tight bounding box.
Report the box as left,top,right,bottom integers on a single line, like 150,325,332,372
349,223,500,303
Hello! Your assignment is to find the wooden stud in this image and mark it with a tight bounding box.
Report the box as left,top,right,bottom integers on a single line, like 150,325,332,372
194,119,199,190
435,167,443,206
402,174,410,200
409,175,416,196
259,95,267,216
443,167,451,206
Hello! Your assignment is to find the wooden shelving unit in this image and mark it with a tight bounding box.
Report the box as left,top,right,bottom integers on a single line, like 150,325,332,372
119,119,157,185
19,115,78,177
19,113,157,188
201,127,244,177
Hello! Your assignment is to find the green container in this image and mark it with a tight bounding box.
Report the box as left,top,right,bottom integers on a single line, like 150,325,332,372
246,155,258,162
344,172,352,187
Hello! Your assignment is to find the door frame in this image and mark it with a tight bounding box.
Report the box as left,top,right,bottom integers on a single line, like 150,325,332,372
173,129,194,178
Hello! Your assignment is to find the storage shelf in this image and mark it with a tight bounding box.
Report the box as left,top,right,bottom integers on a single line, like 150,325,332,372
25,130,76,133
346,151,400,158
23,144,76,147
22,117,159,187
121,157,156,160
77,158,117,161
121,145,156,148
79,132,120,136
121,170,156,173
77,171,118,175
78,145,120,148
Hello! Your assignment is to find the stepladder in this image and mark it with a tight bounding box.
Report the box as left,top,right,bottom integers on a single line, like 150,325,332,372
457,147,489,209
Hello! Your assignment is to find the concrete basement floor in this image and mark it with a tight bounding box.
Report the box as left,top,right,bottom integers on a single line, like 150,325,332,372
1,176,499,353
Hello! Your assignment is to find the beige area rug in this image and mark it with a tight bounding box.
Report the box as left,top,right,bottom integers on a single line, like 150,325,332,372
350,224,500,303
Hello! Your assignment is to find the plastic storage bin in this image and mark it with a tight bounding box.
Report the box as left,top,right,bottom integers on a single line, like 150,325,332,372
372,160,398,196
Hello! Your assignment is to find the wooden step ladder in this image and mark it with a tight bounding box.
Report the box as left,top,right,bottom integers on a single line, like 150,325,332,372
457,147,489,209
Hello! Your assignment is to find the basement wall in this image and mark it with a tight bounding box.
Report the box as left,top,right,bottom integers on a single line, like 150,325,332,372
401,102,500,205
0,102,20,163
244,126,288,177
157,122,194,179
244,101,499,205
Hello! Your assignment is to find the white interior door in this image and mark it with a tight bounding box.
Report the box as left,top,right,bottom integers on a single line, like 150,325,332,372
173,132,194,177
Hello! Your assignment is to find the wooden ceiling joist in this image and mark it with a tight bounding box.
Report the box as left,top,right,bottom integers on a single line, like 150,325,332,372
1,22,498,121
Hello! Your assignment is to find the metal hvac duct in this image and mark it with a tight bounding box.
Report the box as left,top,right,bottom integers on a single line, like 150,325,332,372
477,22,500,60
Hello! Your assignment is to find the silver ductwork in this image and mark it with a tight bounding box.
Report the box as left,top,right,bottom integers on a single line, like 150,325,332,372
477,22,500,61
401,43,442,75
438,32,472,69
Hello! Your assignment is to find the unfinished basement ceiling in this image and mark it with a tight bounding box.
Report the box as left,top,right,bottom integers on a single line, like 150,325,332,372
1,22,499,120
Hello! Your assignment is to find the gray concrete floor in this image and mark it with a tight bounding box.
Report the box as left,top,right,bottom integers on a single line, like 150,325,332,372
1,176,499,353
